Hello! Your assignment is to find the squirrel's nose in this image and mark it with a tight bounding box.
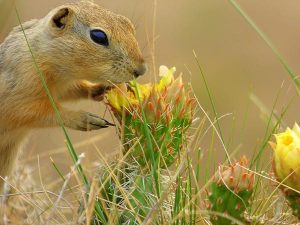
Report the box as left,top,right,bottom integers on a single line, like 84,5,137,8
134,63,147,78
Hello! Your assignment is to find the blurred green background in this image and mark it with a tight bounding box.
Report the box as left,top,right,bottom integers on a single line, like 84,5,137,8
1,0,300,181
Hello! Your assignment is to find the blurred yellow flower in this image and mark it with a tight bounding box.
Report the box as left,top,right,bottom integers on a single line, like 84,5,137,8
271,123,300,191
155,66,176,92
106,83,134,112
106,82,151,113
106,65,182,116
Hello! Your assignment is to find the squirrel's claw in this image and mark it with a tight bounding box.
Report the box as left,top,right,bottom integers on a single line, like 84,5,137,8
103,119,115,127
65,111,114,131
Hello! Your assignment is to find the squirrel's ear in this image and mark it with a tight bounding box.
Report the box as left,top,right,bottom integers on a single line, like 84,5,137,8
50,7,74,30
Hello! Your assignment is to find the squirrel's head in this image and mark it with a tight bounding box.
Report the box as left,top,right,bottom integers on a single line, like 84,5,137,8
42,1,146,84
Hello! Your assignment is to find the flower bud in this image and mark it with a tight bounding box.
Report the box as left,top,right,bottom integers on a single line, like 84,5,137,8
270,123,300,191
218,156,254,192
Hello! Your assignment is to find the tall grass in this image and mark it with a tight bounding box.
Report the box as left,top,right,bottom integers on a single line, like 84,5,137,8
1,1,300,225
228,0,300,91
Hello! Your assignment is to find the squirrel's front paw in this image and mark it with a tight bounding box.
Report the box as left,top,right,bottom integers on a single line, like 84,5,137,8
65,111,115,131
90,85,111,101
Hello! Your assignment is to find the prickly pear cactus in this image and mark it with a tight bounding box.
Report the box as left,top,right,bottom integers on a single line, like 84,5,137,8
106,66,195,168
207,156,254,225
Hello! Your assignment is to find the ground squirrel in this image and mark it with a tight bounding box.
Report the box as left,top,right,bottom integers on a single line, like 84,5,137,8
0,1,146,189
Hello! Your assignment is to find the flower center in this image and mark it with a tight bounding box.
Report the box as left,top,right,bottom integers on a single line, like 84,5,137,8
282,135,293,146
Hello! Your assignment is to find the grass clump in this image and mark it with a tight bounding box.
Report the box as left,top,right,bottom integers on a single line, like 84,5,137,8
2,65,300,225
75,65,300,225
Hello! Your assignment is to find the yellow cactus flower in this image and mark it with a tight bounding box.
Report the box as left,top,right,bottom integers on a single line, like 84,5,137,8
106,83,134,112
106,82,151,113
106,65,179,115
130,81,152,101
271,123,300,191
155,66,176,92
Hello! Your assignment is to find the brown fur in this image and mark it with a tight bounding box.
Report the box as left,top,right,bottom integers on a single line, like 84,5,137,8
0,1,146,190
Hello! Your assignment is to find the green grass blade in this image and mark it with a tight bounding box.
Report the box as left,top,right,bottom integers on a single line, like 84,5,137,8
131,80,160,198
193,52,231,164
249,90,281,168
193,52,226,145
228,0,300,90
14,7,89,187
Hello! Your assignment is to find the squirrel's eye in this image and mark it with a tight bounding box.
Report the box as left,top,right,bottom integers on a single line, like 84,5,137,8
90,29,109,46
